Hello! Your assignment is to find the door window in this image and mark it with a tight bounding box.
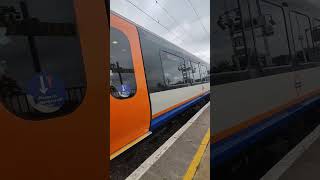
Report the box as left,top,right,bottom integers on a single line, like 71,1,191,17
110,27,136,99
0,0,86,120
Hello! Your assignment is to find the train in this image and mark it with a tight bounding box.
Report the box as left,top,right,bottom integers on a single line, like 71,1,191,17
0,0,108,179
110,12,210,158
212,0,320,166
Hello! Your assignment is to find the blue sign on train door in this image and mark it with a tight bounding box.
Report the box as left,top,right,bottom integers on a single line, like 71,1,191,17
26,72,66,113
117,84,131,98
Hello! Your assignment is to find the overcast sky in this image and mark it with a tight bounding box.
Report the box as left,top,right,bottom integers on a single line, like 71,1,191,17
110,0,210,63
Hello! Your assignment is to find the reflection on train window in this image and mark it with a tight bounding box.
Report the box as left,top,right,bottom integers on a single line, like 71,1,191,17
290,11,314,63
212,0,248,73
313,18,320,28
110,27,136,99
311,18,320,57
0,0,86,120
257,1,290,67
185,60,194,84
239,0,256,69
200,65,209,82
212,0,320,85
161,51,187,87
137,28,167,93
191,61,201,83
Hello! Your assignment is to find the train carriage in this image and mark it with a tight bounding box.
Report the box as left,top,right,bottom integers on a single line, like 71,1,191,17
0,0,108,179
110,12,210,158
212,0,320,165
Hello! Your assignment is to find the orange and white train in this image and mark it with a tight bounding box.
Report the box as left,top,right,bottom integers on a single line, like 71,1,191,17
110,12,210,158
212,0,320,166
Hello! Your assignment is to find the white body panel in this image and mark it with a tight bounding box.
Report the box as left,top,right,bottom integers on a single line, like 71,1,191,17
150,83,210,116
211,66,320,136
297,66,320,96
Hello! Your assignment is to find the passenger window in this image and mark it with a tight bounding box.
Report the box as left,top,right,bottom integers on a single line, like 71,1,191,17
191,61,201,83
313,18,320,28
0,0,86,120
290,11,313,63
212,0,248,73
239,0,256,70
185,60,194,84
137,28,166,94
161,51,187,87
207,67,210,81
312,19,320,49
258,1,290,67
200,65,209,83
110,27,136,99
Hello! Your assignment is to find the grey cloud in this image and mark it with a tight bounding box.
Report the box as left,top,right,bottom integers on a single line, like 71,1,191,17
111,0,210,63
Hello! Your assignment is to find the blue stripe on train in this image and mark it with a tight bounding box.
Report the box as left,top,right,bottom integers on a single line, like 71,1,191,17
150,92,210,131
211,95,320,165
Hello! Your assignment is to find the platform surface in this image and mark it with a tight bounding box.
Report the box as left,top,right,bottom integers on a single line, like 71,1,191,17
138,105,210,180
194,145,210,180
279,132,320,180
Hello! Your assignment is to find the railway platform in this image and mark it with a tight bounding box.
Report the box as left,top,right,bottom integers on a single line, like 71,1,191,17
126,103,210,180
262,124,320,180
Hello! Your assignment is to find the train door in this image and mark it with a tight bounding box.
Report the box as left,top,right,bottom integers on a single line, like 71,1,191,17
110,14,151,157
0,0,108,179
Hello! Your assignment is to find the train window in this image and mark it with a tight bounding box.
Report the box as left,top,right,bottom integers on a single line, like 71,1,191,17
191,61,201,83
200,65,209,83
110,27,136,99
239,0,256,69
255,1,290,67
312,18,320,49
207,66,210,81
137,28,167,93
160,51,187,87
185,60,194,84
313,18,320,28
0,0,86,120
290,11,313,63
212,0,248,73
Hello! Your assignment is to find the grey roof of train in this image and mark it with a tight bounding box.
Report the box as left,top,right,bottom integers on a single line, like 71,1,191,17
110,11,209,66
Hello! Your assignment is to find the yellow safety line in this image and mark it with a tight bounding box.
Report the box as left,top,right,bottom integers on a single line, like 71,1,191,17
110,131,152,160
183,129,210,180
